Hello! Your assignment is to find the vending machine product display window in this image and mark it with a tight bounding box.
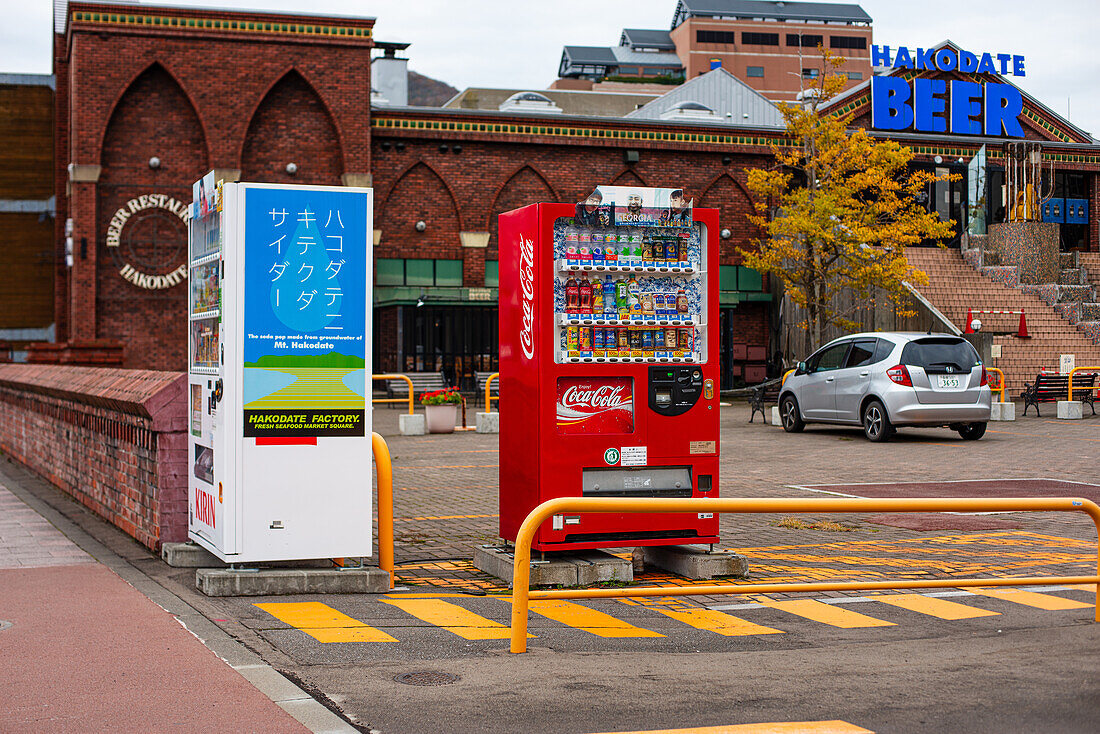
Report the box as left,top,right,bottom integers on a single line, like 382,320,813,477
498,186,721,552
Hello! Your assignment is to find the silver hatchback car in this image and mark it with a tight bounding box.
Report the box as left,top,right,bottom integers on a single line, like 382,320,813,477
779,332,992,442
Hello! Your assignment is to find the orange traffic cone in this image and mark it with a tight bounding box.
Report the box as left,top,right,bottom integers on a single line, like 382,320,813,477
964,308,974,333
1016,311,1030,338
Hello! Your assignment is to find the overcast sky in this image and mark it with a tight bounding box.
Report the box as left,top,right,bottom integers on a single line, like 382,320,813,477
5,0,1098,136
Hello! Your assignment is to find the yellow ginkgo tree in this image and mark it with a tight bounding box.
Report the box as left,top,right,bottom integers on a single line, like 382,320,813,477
741,49,958,355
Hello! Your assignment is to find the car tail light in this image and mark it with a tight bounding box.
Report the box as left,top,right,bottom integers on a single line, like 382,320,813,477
980,366,989,386
886,364,912,387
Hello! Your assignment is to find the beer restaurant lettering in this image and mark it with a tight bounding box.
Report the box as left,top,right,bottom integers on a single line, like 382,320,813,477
105,193,190,290
870,45,1027,138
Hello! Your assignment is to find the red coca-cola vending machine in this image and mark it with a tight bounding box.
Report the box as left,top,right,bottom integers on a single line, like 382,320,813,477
499,186,719,552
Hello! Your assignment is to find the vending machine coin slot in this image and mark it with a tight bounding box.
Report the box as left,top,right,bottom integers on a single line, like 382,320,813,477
697,474,713,493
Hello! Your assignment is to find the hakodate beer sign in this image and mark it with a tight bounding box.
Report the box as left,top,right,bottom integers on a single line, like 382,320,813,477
105,193,190,289
870,45,1027,138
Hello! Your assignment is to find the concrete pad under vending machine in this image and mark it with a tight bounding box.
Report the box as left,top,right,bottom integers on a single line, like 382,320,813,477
641,544,749,580
473,545,633,588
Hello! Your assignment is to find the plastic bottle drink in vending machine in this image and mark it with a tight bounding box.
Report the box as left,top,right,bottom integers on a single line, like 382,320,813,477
616,277,629,317
579,325,592,351
614,232,629,266
578,229,591,263
627,277,642,317
579,275,593,313
566,325,579,350
591,279,604,314
676,287,689,316
603,276,616,315
564,225,579,264
625,229,640,266
565,276,579,313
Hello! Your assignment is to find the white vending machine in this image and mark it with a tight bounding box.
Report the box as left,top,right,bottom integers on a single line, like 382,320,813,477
187,173,374,562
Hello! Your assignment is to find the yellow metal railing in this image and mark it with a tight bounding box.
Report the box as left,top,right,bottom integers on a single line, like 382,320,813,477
372,432,394,589
987,367,1006,404
1068,366,1100,402
371,373,414,414
508,496,1100,653
484,372,500,413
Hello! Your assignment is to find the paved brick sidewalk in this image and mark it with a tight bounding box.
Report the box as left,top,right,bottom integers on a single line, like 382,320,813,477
370,402,1100,599
0,485,93,569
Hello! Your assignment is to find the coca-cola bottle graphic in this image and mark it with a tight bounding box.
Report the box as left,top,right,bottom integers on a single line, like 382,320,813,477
565,276,579,313
579,275,593,314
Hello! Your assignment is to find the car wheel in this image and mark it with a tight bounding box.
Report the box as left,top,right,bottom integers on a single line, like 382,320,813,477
862,399,893,442
780,395,805,433
957,422,987,440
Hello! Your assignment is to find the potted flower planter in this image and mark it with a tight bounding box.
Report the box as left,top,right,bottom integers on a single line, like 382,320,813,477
424,404,457,434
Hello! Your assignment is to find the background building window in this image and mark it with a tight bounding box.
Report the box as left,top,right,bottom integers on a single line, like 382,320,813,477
846,71,863,80
786,34,823,47
374,258,464,287
485,260,499,287
830,36,867,50
742,32,779,46
746,66,764,78
802,68,820,78
618,66,638,75
696,30,737,44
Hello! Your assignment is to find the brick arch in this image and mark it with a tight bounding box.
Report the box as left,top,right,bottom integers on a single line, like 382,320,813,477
699,172,758,263
379,160,462,257
99,63,209,180
610,168,647,187
240,70,344,184
486,165,557,259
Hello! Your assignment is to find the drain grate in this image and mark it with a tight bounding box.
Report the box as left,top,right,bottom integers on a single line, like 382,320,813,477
394,670,459,686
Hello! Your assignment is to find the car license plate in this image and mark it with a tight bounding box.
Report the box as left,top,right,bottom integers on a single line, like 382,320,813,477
936,375,962,389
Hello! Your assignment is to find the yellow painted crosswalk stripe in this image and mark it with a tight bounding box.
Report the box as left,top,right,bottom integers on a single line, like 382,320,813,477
647,606,784,636
763,599,895,628
254,602,396,643
528,600,664,638
872,594,999,620
382,598,528,640
968,588,1094,610
589,720,874,733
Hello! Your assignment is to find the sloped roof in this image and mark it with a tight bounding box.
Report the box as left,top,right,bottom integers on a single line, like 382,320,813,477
620,28,675,50
672,0,871,27
625,67,784,127
610,46,683,68
562,46,619,65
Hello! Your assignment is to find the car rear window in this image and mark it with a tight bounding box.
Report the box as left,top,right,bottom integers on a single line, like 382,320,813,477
899,338,980,374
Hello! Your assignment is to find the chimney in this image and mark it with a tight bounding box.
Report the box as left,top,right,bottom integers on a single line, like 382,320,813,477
371,42,410,107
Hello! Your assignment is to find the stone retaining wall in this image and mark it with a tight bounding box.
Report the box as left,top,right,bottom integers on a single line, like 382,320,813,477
0,365,186,550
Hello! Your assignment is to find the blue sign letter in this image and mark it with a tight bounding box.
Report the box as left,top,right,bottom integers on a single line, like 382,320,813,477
1012,55,1025,77
949,80,983,135
871,45,892,67
871,76,913,131
914,78,947,132
985,83,1024,138
934,48,958,71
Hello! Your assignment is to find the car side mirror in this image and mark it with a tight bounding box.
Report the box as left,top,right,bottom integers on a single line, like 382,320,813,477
796,361,807,375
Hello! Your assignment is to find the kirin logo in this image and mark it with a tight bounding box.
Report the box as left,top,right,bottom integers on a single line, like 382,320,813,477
519,234,536,360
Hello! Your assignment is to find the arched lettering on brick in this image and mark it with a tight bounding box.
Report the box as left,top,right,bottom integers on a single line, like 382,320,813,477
241,70,344,184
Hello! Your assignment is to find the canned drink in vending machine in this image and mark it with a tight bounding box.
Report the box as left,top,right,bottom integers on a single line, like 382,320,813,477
654,328,665,349
678,328,692,352
593,326,605,350
629,326,642,350
579,325,592,351
641,328,654,351
664,326,678,348
665,237,678,265
617,326,630,351
566,325,579,351
653,238,665,264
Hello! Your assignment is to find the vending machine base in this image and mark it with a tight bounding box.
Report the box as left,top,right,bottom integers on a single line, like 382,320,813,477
473,545,634,588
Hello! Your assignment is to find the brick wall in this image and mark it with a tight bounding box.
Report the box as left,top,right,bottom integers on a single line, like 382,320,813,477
0,364,187,550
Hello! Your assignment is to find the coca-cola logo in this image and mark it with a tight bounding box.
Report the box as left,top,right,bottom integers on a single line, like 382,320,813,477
561,385,629,411
519,235,536,360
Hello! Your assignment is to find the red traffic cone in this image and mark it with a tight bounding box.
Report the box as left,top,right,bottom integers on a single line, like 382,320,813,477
1016,311,1030,338
964,308,974,333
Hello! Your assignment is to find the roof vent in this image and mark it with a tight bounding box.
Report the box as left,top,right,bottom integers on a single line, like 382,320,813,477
499,91,563,114
660,101,717,120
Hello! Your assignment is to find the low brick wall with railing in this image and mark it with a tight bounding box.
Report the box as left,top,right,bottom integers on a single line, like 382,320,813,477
0,365,186,550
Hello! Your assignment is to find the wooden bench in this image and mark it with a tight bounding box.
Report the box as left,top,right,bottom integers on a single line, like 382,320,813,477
1021,372,1097,417
748,378,782,423
383,371,450,403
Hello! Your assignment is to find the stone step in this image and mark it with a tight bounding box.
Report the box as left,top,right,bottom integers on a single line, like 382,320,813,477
1059,268,1085,286
1077,321,1100,345
1059,252,1078,269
